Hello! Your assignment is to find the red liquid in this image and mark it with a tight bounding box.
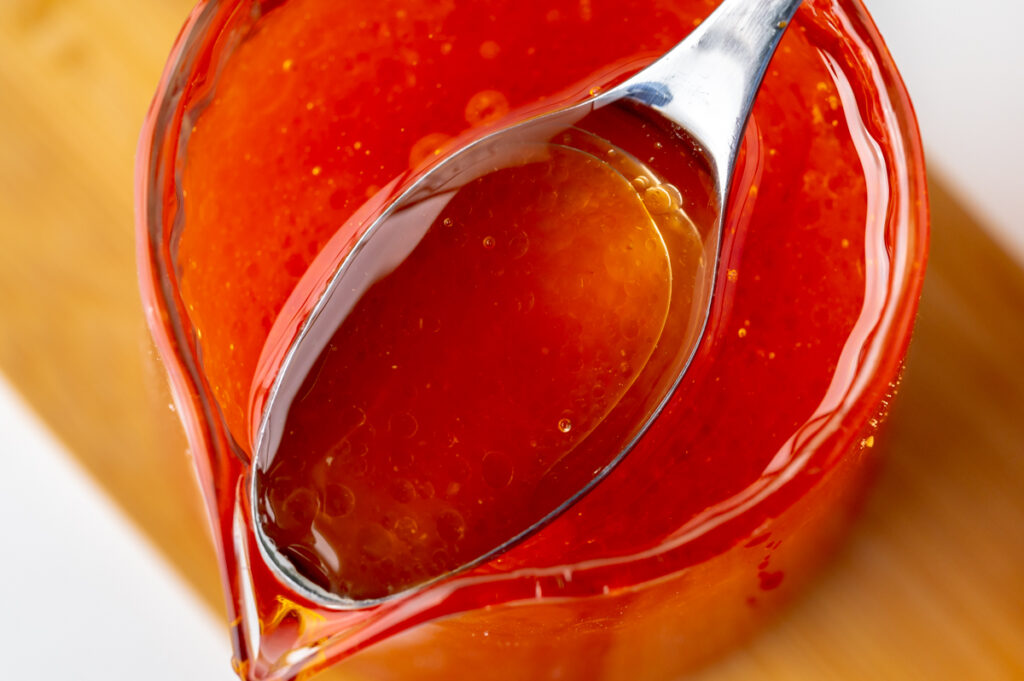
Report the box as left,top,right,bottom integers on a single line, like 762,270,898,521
136,0,928,679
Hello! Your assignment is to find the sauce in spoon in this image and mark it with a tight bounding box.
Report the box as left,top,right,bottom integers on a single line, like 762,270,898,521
256,136,704,601
251,0,801,605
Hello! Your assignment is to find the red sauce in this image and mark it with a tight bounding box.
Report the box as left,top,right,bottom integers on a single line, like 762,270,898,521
138,0,928,678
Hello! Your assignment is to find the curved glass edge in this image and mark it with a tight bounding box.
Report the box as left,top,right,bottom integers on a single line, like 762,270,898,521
134,0,257,671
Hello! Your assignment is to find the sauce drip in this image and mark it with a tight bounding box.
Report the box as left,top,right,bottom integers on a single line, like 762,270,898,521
257,142,701,600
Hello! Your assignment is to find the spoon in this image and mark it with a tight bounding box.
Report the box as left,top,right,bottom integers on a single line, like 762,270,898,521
252,0,803,607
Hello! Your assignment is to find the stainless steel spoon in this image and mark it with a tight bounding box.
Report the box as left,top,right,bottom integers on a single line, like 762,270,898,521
252,0,803,608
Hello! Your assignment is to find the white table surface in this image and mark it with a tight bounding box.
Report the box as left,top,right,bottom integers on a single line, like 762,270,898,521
0,379,234,679
0,1,1020,678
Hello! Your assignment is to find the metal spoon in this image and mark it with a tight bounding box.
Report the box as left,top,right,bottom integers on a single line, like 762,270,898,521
252,0,803,607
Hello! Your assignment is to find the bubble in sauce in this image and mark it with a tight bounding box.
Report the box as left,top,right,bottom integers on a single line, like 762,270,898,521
663,182,683,208
389,478,417,504
389,411,418,438
481,451,514,488
465,90,509,126
478,40,501,59
643,185,673,214
414,479,436,499
430,549,450,573
339,404,367,430
394,516,419,542
276,487,319,531
509,231,530,258
436,509,466,543
409,132,453,168
323,483,355,517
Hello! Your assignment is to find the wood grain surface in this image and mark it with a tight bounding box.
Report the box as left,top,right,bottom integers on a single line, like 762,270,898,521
1,1,1022,679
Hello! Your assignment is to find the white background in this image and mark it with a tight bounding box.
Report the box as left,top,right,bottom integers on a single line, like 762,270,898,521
0,1,1021,678
871,0,1024,264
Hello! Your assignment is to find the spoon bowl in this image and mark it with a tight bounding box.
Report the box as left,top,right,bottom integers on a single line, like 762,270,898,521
252,0,803,608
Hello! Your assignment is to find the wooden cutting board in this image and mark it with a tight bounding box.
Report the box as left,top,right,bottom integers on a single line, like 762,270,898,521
1,1,1021,678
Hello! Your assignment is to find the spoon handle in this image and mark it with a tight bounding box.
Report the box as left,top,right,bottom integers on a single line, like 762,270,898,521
619,0,803,204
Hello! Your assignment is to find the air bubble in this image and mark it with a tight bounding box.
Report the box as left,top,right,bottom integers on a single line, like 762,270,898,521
479,40,501,59
379,512,399,531
558,418,573,433
389,478,417,504
409,132,453,168
430,549,450,573
278,487,319,531
394,516,419,542
663,182,683,208
509,231,530,258
643,185,673,214
482,235,496,249
389,412,418,438
323,483,355,517
465,90,509,126
481,451,514,488
415,479,436,499
437,509,466,542
340,404,367,430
